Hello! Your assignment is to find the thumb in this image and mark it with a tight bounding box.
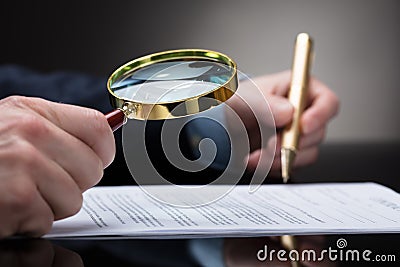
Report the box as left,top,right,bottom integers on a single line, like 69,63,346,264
266,95,294,128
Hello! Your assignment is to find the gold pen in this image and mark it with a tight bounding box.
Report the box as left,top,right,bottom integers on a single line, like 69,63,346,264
281,33,313,182
281,235,300,267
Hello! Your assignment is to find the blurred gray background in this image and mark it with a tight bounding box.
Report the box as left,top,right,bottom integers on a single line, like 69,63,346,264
2,0,399,143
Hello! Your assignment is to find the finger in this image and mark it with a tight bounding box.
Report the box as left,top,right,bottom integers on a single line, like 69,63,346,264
226,94,292,135
250,73,339,134
1,139,83,220
301,79,339,134
246,146,275,172
252,130,323,173
266,95,294,128
8,96,115,168
298,127,326,150
29,145,83,220
228,74,293,130
273,128,326,158
290,145,319,168
10,110,104,192
237,72,293,127
17,186,54,237
247,149,261,171
0,175,54,237
270,146,319,170
248,70,291,96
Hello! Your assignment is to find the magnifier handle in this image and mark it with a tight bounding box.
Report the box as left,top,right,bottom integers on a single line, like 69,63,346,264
105,109,125,132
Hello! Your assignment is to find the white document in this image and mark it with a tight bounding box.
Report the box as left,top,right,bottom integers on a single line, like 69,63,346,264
45,182,400,239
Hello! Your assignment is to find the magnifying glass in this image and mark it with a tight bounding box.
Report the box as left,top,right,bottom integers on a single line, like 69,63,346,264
105,49,238,130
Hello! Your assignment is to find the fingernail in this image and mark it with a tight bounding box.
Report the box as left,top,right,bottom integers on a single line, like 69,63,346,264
272,98,293,127
275,98,293,112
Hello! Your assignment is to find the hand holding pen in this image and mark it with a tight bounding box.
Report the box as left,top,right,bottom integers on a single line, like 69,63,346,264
230,35,339,177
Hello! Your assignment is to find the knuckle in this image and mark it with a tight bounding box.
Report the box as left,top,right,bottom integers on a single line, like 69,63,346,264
6,96,60,127
1,95,30,108
7,182,37,211
1,96,48,112
15,141,41,169
0,140,41,171
64,192,83,219
14,113,49,140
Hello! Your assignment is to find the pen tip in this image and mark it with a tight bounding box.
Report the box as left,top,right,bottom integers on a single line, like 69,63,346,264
282,174,290,184
281,166,290,183
281,148,296,184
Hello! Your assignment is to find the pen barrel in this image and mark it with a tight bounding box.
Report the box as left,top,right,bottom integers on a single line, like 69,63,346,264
282,33,313,151
281,85,307,150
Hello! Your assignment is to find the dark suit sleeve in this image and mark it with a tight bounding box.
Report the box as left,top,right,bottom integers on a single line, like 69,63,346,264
0,65,110,112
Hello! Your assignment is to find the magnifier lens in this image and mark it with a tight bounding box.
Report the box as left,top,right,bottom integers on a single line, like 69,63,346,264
110,60,234,104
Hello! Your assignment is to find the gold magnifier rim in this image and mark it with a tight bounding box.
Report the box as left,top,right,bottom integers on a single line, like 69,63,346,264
107,49,238,120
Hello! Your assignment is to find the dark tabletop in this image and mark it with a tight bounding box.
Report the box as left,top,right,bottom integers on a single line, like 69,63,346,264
1,142,399,267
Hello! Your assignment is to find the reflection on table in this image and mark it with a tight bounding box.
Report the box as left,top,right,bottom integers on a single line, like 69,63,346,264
0,234,398,267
